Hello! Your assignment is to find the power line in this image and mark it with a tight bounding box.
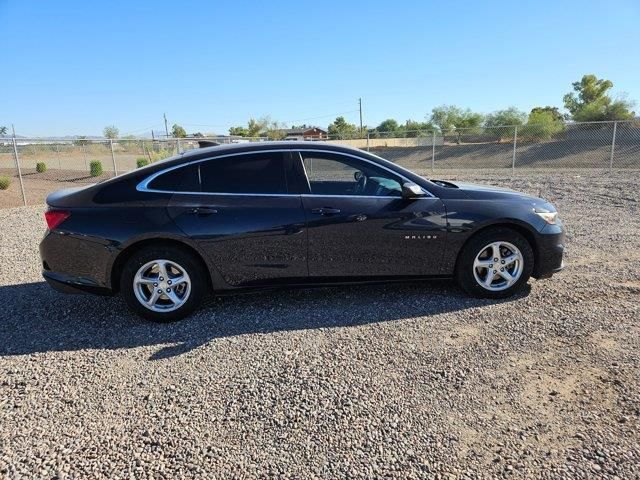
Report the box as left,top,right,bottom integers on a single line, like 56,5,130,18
121,123,164,136
182,123,233,128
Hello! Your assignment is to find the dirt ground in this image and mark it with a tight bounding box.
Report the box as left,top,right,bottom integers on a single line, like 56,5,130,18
0,169,114,208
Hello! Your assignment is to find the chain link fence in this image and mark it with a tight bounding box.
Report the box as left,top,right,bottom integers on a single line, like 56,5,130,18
1,120,638,208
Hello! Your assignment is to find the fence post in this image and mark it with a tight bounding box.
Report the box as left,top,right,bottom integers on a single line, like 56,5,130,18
366,132,370,152
511,125,518,173
110,139,118,176
12,137,27,206
431,130,436,173
609,121,617,171
55,143,61,170
82,144,88,170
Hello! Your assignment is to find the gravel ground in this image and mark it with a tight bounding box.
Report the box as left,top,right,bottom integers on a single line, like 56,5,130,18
0,172,638,479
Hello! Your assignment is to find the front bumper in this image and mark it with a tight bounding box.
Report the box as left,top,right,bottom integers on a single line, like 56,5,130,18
533,224,566,279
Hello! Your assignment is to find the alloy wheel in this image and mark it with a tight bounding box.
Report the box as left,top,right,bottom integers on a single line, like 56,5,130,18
133,259,191,312
472,241,523,291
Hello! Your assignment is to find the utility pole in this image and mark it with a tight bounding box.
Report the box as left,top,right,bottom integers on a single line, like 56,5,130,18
358,98,364,138
164,113,169,138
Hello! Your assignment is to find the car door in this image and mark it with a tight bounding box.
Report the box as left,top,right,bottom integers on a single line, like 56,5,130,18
294,150,447,278
160,150,307,287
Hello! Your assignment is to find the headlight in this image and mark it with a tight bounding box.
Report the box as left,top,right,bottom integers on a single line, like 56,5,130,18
535,211,558,224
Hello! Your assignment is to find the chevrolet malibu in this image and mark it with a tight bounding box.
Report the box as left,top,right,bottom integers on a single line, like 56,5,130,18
40,142,565,321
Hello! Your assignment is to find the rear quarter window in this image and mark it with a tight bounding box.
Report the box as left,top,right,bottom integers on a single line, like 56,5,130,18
148,164,200,192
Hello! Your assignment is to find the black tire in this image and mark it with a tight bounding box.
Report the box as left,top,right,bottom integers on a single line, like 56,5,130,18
455,227,534,299
121,246,208,322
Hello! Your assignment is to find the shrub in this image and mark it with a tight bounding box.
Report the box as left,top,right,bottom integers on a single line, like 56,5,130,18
90,160,103,177
136,157,150,168
147,147,174,163
0,176,10,190
36,162,47,173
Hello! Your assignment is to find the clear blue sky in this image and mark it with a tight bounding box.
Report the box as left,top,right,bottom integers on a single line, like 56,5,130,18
2,0,639,137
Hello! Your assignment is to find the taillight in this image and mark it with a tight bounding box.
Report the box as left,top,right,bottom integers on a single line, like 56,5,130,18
44,210,70,230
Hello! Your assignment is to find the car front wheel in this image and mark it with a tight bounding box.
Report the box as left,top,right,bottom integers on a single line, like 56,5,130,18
121,246,207,322
456,228,534,299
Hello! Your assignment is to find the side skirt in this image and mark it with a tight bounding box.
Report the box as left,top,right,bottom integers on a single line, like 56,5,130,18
211,275,454,296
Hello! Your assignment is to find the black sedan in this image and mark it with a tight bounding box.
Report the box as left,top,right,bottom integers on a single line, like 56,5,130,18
40,142,565,321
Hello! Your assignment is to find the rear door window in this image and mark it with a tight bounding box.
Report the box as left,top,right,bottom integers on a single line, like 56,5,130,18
199,152,288,194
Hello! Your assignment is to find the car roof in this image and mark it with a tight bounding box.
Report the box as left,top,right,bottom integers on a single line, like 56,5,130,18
180,140,364,159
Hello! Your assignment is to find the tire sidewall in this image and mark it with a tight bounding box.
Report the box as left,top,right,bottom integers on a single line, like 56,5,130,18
456,228,534,299
121,247,207,322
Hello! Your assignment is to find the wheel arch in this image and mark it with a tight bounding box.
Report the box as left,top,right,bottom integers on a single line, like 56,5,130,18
453,221,539,275
109,237,214,294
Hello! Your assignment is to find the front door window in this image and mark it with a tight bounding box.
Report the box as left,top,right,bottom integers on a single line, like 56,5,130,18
302,152,402,197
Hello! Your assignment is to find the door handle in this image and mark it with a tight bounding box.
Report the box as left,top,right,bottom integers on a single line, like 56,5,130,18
311,207,341,215
189,207,218,215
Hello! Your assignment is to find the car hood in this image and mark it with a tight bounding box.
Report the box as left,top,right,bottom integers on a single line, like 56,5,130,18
434,180,542,202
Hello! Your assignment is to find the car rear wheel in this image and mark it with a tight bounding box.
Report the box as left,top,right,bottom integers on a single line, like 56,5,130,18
121,246,207,322
456,228,534,298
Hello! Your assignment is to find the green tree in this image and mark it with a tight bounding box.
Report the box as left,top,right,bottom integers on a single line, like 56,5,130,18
103,125,119,139
485,107,527,127
229,126,249,136
73,136,89,146
376,119,400,133
402,120,435,137
521,110,565,140
484,107,527,139
327,116,358,139
0,126,7,136
430,105,484,143
530,106,565,122
247,118,265,137
171,124,187,138
563,74,635,121
260,116,287,140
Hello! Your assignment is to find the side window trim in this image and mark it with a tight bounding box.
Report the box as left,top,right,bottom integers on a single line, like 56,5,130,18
138,162,199,194
137,148,436,198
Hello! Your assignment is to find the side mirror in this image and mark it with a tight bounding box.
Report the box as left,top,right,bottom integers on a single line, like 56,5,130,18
401,182,426,199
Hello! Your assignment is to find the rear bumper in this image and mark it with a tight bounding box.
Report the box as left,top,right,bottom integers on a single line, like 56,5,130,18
40,229,115,294
533,225,566,279
42,270,113,295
